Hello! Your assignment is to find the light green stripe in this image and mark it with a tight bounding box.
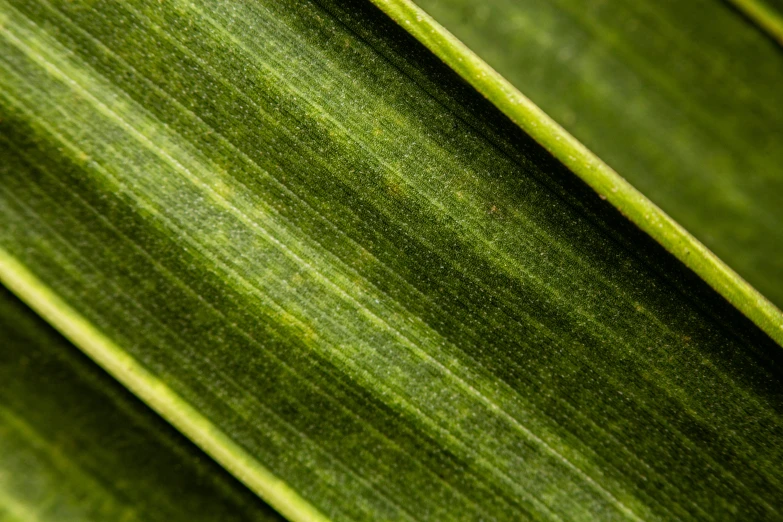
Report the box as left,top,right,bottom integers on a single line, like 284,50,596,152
0,250,329,522
727,0,783,44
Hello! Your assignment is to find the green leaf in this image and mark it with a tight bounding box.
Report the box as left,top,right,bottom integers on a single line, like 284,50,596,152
727,0,783,44
1,0,782,520
396,0,783,308
0,285,282,521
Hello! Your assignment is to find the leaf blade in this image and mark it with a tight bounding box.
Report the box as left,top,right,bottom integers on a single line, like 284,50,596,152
2,0,783,520
0,252,327,522
393,0,783,314
0,285,284,522
370,0,783,346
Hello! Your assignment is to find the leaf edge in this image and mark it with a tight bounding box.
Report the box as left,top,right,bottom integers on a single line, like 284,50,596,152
368,0,783,347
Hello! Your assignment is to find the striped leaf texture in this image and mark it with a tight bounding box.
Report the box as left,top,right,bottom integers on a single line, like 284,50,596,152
0,286,281,521
410,0,783,307
1,0,782,520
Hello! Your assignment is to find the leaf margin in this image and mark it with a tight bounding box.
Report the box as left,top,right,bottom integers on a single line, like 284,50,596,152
0,249,330,522
368,0,783,346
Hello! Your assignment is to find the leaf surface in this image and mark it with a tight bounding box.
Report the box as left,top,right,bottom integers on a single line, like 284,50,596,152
400,0,783,308
0,285,283,522
1,0,783,520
